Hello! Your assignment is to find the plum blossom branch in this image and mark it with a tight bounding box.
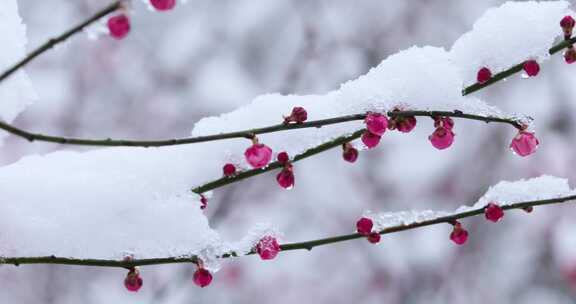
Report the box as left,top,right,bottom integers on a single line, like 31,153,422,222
1,34,573,147
0,1,123,83
192,129,365,193
192,34,576,193
2,194,575,268
279,194,576,252
2,35,574,146
0,110,521,147
190,109,526,194
463,36,576,95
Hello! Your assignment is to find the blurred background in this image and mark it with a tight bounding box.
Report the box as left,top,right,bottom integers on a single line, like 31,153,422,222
2,0,576,303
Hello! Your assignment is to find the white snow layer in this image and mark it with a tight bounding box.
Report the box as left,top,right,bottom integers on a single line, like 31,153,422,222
0,0,35,124
451,1,572,85
366,176,574,232
0,2,572,262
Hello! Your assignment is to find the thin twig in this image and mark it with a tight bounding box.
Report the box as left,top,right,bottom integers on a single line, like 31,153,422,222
2,194,574,268
463,36,576,95
0,1,123,83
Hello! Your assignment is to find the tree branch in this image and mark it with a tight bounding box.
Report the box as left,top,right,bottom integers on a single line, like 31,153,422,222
1,35,571,146
190,109,523,194
0,111,521,147
1,2,123,82
1,31,571,147
463,36,576,95
2,194,574,268
192,129,365,193
0,1,123,83
190,36,576,194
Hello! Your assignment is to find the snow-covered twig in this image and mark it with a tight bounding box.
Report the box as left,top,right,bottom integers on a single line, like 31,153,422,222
1,7,574,148
1,36,574,148
2,193,574,268
463,36,576,95
192,33,576,194
0,1,123,83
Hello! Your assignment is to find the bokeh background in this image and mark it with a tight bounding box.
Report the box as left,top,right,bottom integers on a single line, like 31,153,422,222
3,0,576,303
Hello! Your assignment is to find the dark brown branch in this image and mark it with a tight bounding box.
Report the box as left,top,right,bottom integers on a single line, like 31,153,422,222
2,194,574,268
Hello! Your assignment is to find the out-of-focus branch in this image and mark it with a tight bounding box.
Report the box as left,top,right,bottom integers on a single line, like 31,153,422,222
2,194,575,268
0,110,521,147
0,1,123,83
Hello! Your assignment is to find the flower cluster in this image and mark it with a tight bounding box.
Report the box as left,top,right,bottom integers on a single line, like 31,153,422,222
205,106,540,208
340,111,418,163
107,1,177,40
361,112,388,148
449,202,505,246
356,217,381,244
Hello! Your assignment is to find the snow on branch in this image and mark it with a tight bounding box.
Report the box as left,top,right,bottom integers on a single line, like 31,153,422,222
0,3,574,149
1,176,575,268
0,110,524,148
0,0,574,291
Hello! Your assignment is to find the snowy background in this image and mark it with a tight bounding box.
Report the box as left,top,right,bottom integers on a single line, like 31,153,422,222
3,0,576,303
